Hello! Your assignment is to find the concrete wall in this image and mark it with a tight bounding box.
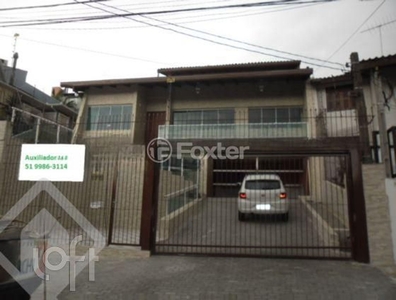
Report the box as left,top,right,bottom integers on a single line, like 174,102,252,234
133,86,147,144
0,120,9,160
386,178,396,264
157,169,199,241
384,77,396,128
81,86,138,142
145,80,305,121
363,164,395,271
0,120,11,198
306,156,349,226
305,83,320,139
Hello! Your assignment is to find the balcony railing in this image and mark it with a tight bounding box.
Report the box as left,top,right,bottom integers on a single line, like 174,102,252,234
158,122,308,140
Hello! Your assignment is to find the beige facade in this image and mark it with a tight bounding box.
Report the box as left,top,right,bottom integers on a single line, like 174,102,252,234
363,164,395,274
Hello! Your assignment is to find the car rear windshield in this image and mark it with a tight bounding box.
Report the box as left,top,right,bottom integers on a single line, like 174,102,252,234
245,180,281,190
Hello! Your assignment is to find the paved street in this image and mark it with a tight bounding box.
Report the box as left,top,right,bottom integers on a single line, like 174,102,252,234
156,196,347,258
56,255,396,300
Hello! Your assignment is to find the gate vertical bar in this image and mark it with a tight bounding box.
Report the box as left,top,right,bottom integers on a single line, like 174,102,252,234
347,148,370,263
107,152,119,245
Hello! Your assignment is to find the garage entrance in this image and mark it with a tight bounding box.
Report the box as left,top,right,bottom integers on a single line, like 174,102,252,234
153,151,367,260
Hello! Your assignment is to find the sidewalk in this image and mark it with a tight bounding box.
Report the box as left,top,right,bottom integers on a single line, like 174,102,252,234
55,255,396,300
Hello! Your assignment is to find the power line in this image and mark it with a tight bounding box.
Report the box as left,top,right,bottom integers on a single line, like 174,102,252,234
3,3,316,30
0,0,108,12
0,0,336,27
92,0,343,70
15,2,320,31
361,18,396,33
144,9,344,67
0,33,173,66
320,0,386,67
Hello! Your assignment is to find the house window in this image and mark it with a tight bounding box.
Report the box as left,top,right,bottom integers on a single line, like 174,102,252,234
326,86,355,112
388,127,396,178
91,154,106,180
87,105,132,131
371,131,382,163
173,109,234,125
248,107,303,123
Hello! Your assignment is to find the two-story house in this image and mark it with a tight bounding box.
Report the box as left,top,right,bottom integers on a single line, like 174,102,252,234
60,59,369,259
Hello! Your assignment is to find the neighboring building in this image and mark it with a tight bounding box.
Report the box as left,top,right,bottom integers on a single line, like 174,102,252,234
311,53,396,271
0,60,78,143
0,60,78,220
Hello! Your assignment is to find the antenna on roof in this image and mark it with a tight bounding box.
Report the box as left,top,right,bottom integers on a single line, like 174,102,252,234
361,19,396,56
12,33,19,55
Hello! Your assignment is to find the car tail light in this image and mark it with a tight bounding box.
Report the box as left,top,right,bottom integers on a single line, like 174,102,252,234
279,193,287,199
239,193,247,199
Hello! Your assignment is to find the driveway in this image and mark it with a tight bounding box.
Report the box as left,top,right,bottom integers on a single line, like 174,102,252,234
56,255,396,300
156,195,347,258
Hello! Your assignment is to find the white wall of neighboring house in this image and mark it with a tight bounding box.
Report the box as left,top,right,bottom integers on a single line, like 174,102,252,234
326,109,359,137
386,179,396,264
384,84,396,129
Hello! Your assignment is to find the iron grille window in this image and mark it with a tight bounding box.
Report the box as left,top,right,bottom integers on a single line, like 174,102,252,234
388,127,396,178
248,107,303,123
371,131,382,163
87,105,132,131
173,109,234,125
325,86,355,112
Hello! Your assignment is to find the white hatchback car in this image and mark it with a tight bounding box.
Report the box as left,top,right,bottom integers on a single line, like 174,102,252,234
237,174,289,221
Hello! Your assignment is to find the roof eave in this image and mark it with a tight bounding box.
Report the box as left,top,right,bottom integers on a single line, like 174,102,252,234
0,81,78,118
62,68,313,90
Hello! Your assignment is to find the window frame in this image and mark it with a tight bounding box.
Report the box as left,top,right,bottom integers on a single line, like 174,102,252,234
388,127,396,178
325,86,355,112
248,107,303,124
86,104,133,131
172,109,235,125
371,131,382,163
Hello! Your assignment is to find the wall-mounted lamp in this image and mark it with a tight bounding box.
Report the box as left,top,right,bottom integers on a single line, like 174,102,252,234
258,80,265,93
195,82,201,94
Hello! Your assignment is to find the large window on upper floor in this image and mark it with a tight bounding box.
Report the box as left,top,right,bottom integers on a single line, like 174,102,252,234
173,109,234,125
248,107,303,123
87,105,132,131
326,86,355,112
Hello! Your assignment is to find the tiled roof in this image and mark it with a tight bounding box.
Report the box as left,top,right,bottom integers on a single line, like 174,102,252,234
310,73,352,87
360,54,396,64
359,54,396,70
158,60,301,76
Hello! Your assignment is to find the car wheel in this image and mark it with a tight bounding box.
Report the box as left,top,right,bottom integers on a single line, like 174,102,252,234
238,211,246,221
281,212,289,222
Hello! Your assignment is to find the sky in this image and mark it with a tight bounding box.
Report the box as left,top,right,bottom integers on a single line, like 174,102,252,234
0,0,395,95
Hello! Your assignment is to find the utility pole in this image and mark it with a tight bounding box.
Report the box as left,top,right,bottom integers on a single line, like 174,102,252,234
372,69,392,177
350,52,371,162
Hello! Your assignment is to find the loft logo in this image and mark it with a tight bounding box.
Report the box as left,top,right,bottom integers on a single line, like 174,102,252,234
0,181,106,297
